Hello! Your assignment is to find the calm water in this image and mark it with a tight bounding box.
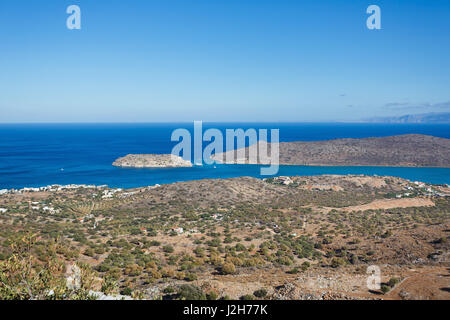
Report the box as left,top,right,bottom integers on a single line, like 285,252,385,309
0,123,449,189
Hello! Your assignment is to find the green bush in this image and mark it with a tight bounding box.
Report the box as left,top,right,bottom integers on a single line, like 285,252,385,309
163,245,174,253
101,276,118,295
221,262,236,275
184,272,197,282
287,267,299,274
253,289,267,298
163,286,175,294
207,292,218,300
83,248,95,257
381,284,390,294
178,284,206,300
330,258,346,268
301,261,310,271
388,277,400,288
120,287,132,296
276,256,293,266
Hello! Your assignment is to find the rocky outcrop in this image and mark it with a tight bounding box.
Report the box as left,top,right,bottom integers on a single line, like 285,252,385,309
113,154,192,168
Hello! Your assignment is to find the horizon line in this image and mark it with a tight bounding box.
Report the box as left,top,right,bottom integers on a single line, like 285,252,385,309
0,121,448,125
0,120,366,124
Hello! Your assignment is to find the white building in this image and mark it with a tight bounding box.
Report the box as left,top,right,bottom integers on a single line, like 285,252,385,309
277,176,294,185
102,190,114,199
171,227,184,234
43,206,59,214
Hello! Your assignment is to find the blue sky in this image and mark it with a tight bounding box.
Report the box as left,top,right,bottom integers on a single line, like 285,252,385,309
0,0,449,122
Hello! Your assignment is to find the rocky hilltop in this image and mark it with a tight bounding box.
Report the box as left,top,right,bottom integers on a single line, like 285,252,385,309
112,154,192,168
212,134,450,167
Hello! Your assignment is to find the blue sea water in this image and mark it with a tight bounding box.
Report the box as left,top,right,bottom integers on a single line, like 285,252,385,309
0,123,449,189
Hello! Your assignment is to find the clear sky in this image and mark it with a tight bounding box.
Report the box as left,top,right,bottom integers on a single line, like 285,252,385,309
0,0,449,122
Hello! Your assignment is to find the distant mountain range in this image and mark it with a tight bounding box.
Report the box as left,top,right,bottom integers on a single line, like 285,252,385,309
365,112,450,123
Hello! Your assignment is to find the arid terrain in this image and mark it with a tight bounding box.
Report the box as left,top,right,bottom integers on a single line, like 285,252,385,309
213,134,450,167
0,175,449,300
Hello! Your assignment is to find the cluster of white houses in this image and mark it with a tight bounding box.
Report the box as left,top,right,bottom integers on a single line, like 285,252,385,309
411,181,449,198
0,184,109,195
264,176,294,185
0,183,162,199
101,188,123,199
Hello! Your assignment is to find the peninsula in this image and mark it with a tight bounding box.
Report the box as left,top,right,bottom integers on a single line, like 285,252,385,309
113,154,192,168
212,134,450,167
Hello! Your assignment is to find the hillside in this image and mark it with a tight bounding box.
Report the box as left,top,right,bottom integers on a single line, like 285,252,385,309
0,175,449,300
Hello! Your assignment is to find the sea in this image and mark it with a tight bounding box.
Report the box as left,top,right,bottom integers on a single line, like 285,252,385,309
0,123,449,189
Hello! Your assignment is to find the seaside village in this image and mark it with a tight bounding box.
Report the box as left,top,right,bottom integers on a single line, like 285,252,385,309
0,183,161,215
0,183,162,196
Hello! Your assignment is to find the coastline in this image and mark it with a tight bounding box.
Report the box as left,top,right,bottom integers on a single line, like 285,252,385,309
2,170,449,194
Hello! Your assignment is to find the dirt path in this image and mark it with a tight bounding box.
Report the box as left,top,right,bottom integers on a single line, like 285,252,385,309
387,267,450,300
342,197,435,212
316,197,435,213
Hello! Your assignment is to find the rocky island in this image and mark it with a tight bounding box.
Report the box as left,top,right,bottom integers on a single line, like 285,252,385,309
112,154,192,168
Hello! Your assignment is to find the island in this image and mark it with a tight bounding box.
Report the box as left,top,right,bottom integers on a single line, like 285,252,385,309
112,154,192,168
